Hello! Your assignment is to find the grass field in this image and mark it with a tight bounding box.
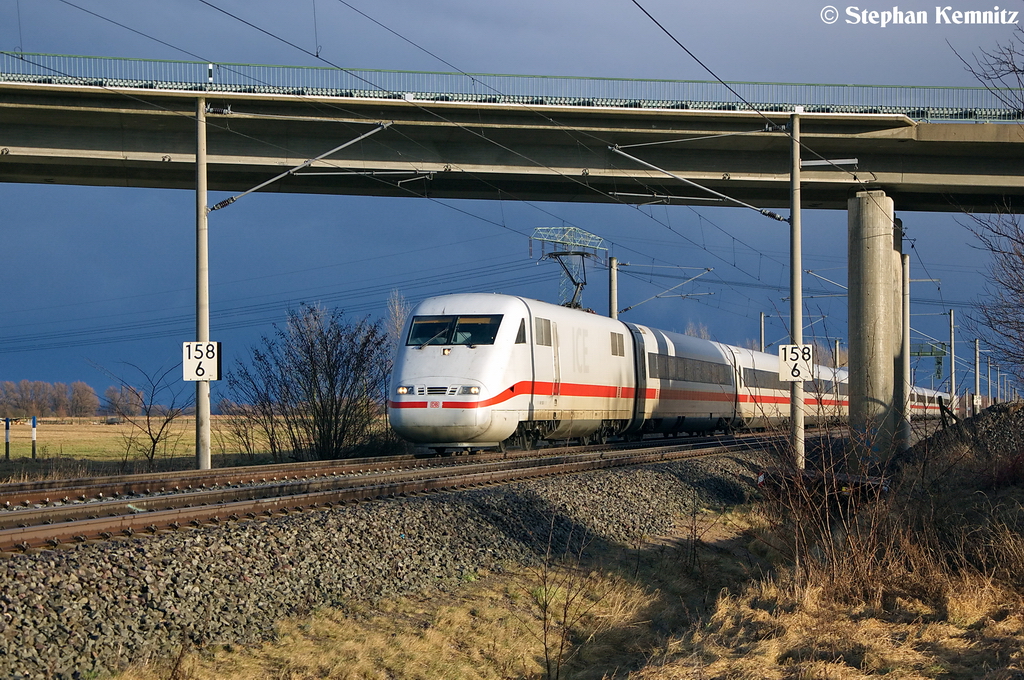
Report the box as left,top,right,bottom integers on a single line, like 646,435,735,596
0,417,265,481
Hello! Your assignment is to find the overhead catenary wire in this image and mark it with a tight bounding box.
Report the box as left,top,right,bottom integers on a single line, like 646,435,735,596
80,0,801,306
80,2,790,316
0,259,561,353
190,0,797,298
625,0,942,255
3,44,775,346
618,268,713,314
9,2,958,358
609,146,787,222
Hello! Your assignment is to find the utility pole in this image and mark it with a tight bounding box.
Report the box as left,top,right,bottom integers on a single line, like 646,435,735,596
609,256,618,320
790,109,805,469
949,309,956,415
759,312,765,352
195,97,211,471
974,338,980,416
898,253,911,451
987,355,992,405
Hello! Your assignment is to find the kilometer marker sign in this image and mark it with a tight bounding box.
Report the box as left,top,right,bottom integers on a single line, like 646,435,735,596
778,344,814,382
183,342,222,381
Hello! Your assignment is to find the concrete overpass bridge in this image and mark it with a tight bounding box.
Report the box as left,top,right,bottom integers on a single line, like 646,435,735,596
2,52,1022,467
1,52,1022,213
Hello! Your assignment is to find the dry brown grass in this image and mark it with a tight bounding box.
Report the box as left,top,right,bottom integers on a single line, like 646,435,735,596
634,572,1024,680
113,407,1024,678
114,505,765,680
116,567,651,680
633,407,1024,680
111,495,1024,679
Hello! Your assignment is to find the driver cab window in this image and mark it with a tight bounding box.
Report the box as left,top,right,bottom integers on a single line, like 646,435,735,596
407,314,504,346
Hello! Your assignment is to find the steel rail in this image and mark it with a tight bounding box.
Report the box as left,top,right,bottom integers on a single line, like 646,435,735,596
0,432,742,509
0,432,804,553
0,434,763,531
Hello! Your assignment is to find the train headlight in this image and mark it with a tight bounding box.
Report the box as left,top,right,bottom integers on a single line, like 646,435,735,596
459,386,481,395
396,386,414,395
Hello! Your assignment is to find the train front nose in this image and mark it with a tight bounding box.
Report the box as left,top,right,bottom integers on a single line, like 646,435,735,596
388,397,495,444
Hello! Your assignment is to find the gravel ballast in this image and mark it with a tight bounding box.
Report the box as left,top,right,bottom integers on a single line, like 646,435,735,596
0,452,761,679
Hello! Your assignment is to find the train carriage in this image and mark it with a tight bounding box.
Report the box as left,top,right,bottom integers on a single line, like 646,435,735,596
627,324,738,435
389,294,637,450
388,293,945,451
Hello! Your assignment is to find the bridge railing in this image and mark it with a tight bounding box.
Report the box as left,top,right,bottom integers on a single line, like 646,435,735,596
1,51,1020,122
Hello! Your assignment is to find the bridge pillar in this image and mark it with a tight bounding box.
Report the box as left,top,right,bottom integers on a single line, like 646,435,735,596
848,190,903,469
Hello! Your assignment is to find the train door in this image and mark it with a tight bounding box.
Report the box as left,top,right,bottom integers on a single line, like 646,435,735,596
532,316,557,416
724,345,741,427
551,321,560,407
624,323,648,434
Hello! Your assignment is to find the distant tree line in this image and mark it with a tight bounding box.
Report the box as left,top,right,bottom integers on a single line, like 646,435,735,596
0,380,100,418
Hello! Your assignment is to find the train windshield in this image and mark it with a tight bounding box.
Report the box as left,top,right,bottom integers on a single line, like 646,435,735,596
407,315,504,346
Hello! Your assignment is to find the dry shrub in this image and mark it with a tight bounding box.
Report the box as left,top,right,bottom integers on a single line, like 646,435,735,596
754,405,1024,623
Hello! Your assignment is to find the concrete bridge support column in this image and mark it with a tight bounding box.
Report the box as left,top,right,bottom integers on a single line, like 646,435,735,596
848,190,904,468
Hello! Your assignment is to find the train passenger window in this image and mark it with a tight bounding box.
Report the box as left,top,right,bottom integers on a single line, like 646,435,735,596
742,367,786,391
650,353,732,385
515,319,527,344
535,318,552,346
406,315,504,346
610,332,625,356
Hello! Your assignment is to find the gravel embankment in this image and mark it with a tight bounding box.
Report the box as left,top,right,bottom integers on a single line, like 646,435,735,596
0,452,761,679
909,402,1023,459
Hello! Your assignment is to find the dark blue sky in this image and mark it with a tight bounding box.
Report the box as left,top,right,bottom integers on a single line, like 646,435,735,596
0,0,1012,398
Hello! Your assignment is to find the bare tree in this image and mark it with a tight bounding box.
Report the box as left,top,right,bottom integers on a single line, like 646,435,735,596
101,364,193,470
69,382,99,418
13,380,50,416
962,211,1024,374
954,30,1024,378
228,304,392,460
684,320,711,340
104,385,143,417
49,382,70,418
956,24,1024,110
813,339,848,368
225,340,287,461
386,289,411,356
0,381,99,418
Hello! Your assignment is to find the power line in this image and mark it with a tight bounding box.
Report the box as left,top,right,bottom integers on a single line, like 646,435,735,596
48,0,803,313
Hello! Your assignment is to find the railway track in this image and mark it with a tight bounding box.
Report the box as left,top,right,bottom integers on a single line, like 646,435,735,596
0,431,808,553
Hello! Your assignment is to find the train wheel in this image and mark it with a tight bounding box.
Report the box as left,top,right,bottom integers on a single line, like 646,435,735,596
432,447,447,456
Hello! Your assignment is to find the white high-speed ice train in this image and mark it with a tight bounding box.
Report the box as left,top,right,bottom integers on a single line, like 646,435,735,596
388,294,945,452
